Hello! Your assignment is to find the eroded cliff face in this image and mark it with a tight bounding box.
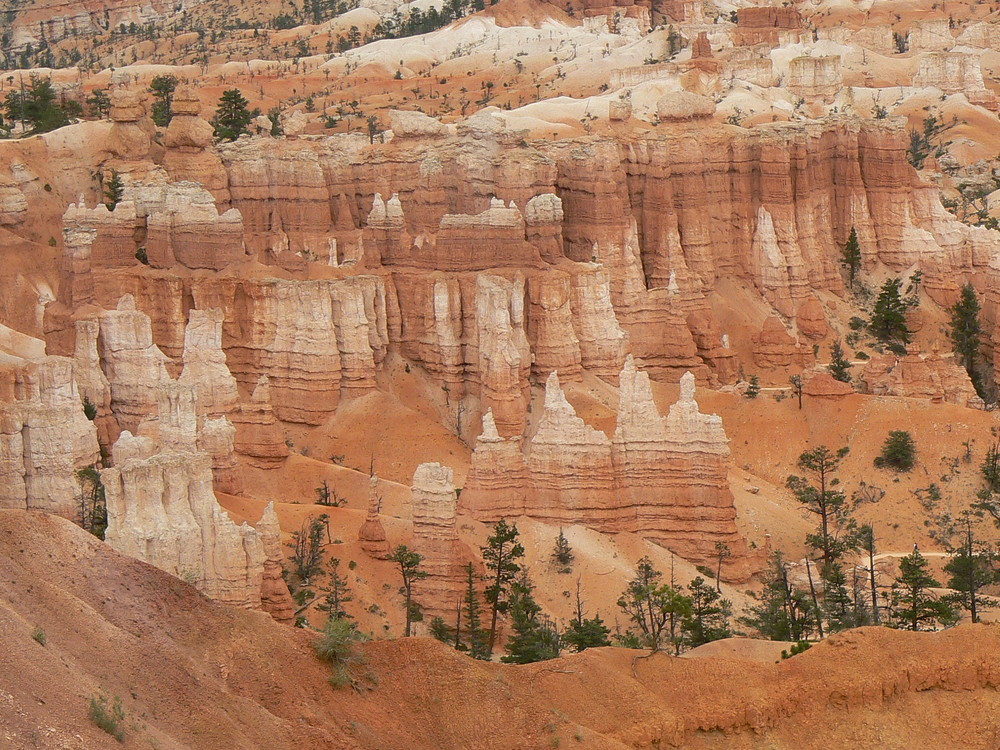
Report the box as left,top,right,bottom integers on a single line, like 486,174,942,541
0,356,101,516
409,462,470,620
462,359,753,576
49,114,1000,418
100,371,292,616
23,105,1000,599
103,429,277,610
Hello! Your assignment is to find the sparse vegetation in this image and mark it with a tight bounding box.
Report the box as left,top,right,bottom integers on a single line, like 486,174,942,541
31,625,46,646
88,692,127,742
314,617,368,689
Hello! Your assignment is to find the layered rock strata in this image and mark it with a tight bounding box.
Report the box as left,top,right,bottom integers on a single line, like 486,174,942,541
461,359,749,571
103,429,292,613
357,474,390,559
0,356,101,517
410,462,467,620
858,347,980,406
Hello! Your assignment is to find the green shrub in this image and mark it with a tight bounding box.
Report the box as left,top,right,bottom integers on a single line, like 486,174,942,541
780,640,812,659
82,395,98,421
31,626,46,646
88,692,126,742
875,431,916,472
314,618,367,689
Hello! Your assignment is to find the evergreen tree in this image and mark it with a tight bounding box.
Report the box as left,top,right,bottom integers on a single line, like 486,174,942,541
482,518,525,654
821,563,856,632
983,443,1000,495
828,340,852,383
874,430,916,471
552,528,574,569
841,226,862,287
316,557,352,620
740,551,817,641
949,282,985,396
213,88,253,141
76,465,107,540
286,514,328,587
714,542,732,592
461,562,489,659
891,548,957,631
786,445,854,570
429,616,452,643
789,374,803,410
4,75,69,135
562,580,610,652
868,277,914,352
681,576,732,648
501,570,560,664
563,615,611,652
104,170,124,210
943,512,996,623
617,557,692,653
390,544,427,637
86,88,111,119
858,524,880,625
148,74,177,126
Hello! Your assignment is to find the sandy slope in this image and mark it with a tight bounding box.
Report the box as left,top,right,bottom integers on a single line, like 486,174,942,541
4,509,1000,750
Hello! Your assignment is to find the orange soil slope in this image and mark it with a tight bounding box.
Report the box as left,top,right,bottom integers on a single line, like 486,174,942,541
3,509,1000,750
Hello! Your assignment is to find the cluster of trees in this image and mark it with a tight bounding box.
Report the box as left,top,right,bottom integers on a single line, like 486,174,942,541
290,438,998,675
1,75,76,136
743,442,998,641
839,225,991,400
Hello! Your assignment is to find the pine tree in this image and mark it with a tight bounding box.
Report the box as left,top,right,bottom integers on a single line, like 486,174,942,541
682,576,732,648
461,562,489,659
874,430,916,472
563,579,610,652
213,88,253,141
286,514,328,587
714,542,732,592
841,226,862,287
868,277,913,353
828,340,852,383
316,557,352,620
429,616,452,642
148,74,177,126
552,528,574,569
858,524,880,624
787,445,854,570
501,570,560,664
86,88,111,119
482,519,525,654
104,170,124,210
821,563,856,632
740,551,817,641
617,557,692,653
4,75,69,135
892,548,957,631
789,374,803,410
949,283,985,397
390,544,427,637
76,465,107,540
943,512,996,623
